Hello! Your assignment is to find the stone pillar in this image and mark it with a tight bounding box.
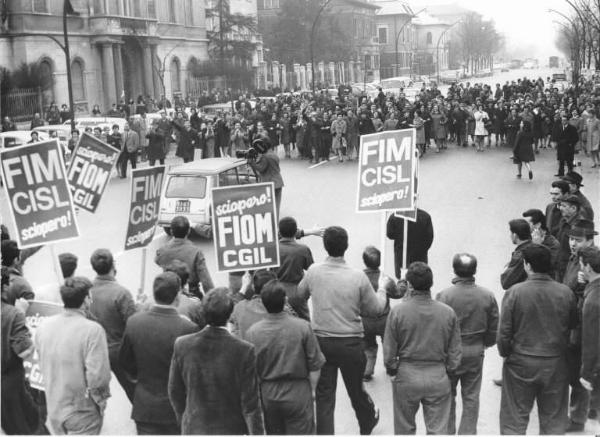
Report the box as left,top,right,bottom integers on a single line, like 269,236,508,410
306,63,313,91
328,62,335,86
280,64,287,90
272,61,280,89
318,61,325,85
338,61,345,84
293,63,300,90
113,44,124,102
300,65,306,90
142,45,155,98
259,61,268,89
348,61,354,83
150,45,161,99
100,43,117,110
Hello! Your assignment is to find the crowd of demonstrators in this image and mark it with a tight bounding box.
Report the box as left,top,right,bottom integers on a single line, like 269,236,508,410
1,169,599,435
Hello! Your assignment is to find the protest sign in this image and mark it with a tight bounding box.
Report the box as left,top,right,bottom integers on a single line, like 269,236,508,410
211,182,279,273
356,129,417,213
23,301,63,391
67,132,120,212
394,149,420,223
124,165,165,250
0,140,80,248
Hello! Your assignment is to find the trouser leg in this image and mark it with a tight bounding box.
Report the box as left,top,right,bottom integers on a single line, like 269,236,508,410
421,365,452,435
129,150,137,170
337,338,377,434
449,374,459,434
393,379,420,434
262,380,315,435
108,347,135,403
60,410,103,435
500,355,536,435
537,356,569,435
363,331,377,378
316,338,338,435
568,346,590,425
458,355,483,435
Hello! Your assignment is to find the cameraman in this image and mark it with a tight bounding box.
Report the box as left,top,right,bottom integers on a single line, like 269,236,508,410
247,138,284,217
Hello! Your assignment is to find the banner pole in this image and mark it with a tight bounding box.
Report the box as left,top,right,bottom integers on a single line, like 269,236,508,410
380,211,387,274
401,218,408,275
139,247,147,297
49,244,63,286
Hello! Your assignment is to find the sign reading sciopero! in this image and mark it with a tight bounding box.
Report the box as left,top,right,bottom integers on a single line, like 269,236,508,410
356,129,417,213
211,182,280,273
124,166,165,250
67,132,120,213
24,301,63,391
0,140,80,248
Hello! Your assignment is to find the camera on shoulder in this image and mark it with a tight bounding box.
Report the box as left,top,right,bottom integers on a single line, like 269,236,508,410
235,138,269,159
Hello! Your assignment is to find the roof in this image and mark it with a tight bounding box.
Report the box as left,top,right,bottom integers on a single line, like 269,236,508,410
413,12,449,26
337,0,381,10
168,158,246,175
374,0,413,16
422,2,472,17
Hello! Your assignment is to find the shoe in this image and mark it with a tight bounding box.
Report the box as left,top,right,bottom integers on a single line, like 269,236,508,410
588,409,597,420
493,378,503,387
517,174,522,178
566,420,584,432
363,374,373,381
554,174,564,177
528,170,533,180
363,409,380,435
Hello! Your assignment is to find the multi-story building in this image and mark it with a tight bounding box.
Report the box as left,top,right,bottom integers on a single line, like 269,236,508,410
257,0,381,83
413,13,450,77
373,0,415,79
1,0,208,114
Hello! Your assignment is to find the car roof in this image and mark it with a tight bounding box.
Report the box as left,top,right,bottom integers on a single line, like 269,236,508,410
0,130,48,139
168,158,247,175
33,125,71,131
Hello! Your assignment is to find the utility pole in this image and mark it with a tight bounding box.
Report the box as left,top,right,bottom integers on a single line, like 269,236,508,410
63,0,77,133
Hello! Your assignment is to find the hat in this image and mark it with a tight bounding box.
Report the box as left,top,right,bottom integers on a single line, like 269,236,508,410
561,194,581,207
562,172,584,187
568,219,598,238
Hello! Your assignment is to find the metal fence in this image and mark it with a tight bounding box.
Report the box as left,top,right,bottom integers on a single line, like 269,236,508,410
1,87,43,123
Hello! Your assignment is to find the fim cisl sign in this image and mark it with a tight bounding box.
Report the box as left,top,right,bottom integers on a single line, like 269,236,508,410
356,129,417,213
211,182,280,273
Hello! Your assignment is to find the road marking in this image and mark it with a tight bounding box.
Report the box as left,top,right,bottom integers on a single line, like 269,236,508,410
309,159,331,169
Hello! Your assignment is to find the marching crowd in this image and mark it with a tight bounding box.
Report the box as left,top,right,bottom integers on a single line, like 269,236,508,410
1,154,599,435
4,74,600,178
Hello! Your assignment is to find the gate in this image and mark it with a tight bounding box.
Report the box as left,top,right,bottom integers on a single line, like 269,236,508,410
1,87,44,122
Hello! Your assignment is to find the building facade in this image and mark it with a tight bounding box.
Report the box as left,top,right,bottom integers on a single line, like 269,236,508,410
257,0,381,84
373,0,415,79
413,13,450,77
1,0,208,115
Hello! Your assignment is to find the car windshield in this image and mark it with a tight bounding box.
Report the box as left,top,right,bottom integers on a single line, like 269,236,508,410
165,175,207,198
381,80,406,88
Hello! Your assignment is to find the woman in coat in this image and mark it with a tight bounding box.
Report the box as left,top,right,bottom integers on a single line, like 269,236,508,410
279,112,292,158
412,111,426,157
513,120,535,179
330,113,347,162
585,109,600,168
473,104,489,152
430,105,447,152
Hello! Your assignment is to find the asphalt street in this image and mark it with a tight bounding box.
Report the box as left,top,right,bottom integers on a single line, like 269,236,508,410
1,67,599,435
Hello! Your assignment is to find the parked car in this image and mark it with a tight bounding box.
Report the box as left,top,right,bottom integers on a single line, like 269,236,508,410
63,117,127,132
158,157,259,238
379,76,413,96
0,130,49,149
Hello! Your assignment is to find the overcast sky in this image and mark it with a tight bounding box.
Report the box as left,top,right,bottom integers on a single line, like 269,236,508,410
416,0,572,61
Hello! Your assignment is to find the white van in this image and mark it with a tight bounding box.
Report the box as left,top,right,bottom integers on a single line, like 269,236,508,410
158,158,259,238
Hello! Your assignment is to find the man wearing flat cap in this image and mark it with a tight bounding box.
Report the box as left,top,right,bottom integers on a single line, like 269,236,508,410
556,195,584,281
562,219,597,432
562,172,594,221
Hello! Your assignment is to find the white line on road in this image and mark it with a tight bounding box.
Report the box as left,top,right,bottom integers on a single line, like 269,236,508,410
309,159,332,169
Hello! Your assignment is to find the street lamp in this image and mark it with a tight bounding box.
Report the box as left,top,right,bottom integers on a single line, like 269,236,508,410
394,7,426,77
436,20,460,84
310,0,333,94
